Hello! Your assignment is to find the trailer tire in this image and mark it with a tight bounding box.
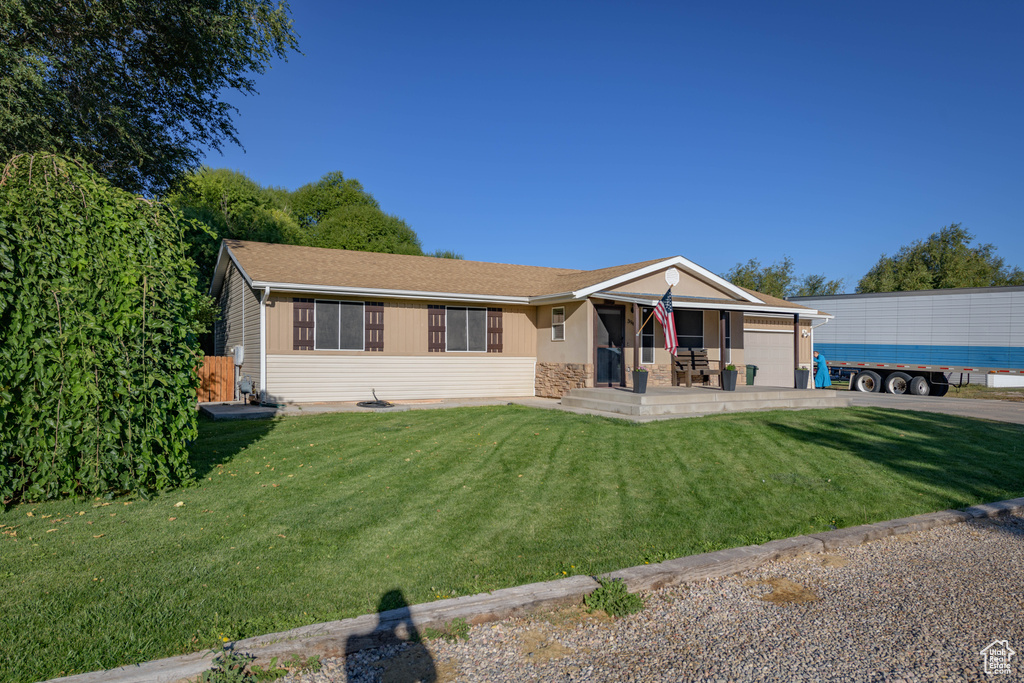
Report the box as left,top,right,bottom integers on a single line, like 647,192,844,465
909,376,930,396
931,380,949,397
884,372,912,394
852,370,882,393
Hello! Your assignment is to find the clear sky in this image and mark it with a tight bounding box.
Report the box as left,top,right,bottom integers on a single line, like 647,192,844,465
205,0,1024,292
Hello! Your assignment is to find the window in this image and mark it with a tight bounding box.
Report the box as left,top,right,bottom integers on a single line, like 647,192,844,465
641,306,655,364
551,306,566,341
446,306,487,351
314,300,364,350
674,309,704,349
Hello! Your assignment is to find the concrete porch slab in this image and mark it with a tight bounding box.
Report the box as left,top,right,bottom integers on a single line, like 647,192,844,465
561,385,852,418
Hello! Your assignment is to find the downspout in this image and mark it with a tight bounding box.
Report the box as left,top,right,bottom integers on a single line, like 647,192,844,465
259,286,270,402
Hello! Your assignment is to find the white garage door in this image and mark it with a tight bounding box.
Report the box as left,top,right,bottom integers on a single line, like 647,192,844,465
745,330,795,388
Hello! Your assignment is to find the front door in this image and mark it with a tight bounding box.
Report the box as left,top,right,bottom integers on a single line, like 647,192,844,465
594,304,625,387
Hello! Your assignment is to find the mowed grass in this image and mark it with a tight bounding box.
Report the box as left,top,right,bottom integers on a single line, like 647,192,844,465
2,405,1023,682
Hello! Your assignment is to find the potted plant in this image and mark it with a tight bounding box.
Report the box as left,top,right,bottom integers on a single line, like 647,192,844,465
722,364,738,391
794,364,810,389
630,366,649,394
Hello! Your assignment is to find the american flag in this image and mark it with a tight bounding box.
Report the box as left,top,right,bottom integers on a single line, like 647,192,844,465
653,288,677,355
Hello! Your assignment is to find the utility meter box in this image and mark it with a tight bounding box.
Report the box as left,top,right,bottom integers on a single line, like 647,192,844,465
232,345,245,366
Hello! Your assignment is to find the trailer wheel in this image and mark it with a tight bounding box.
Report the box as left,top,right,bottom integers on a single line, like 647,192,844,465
909,376,930,396
884,372,912,394
852,370,881,392
931,380,949,397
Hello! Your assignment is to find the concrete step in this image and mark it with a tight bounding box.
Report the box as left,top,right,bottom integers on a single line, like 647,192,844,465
561,389,851,417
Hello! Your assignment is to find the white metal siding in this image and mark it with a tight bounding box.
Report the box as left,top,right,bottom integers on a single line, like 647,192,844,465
803,290,1024,351
266,355,537,403
744,331,795,388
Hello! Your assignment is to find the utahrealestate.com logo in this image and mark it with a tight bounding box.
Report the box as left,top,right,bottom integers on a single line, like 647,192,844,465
981,640,1016,675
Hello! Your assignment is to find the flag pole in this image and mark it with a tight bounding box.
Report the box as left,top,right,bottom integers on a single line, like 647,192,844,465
636,308,657,336
635,285,671,336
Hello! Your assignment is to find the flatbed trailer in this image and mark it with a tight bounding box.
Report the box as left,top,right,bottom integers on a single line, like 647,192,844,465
792,286,1024,396
822,359,1024,395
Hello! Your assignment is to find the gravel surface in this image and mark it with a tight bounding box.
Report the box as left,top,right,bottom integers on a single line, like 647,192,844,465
287,512,1024,682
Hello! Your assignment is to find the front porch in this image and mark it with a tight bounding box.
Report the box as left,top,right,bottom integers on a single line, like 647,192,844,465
561,385,851,419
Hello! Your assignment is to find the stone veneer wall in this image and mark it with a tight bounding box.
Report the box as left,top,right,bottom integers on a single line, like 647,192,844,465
625,364,673,389
536,362,593,398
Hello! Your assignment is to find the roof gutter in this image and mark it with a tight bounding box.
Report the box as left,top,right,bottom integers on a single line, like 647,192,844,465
251,281,532,305
594,291,832,318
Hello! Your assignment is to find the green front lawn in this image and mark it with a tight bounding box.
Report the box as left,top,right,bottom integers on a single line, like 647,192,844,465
2,405,1022,682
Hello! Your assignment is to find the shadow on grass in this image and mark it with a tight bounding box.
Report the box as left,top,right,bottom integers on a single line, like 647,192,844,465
768,407,1024,508
345,589,437,682
189,414,280,480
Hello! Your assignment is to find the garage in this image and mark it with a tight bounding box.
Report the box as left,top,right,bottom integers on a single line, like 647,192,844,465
744,330,797,388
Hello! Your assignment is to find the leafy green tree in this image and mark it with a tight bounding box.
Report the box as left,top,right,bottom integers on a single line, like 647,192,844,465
724,256,842,298
0,0,299,195
724,256,796,298
428,249,465,259
794,273,845,297
289,171,380,228
302,205,423,255
168,167,301,291
858,224,1024,292
0,154,203,502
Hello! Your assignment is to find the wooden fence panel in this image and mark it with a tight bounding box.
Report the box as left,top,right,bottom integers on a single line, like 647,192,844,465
197,356,235,402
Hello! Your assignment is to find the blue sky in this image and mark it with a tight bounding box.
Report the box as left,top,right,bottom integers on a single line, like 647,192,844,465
206,1,1024,291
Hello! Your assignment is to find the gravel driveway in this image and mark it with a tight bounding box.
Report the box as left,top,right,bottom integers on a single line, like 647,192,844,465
289,511,1024,682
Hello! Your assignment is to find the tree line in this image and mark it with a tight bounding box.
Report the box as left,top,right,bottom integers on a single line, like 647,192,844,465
169,167,462,296
724,223,1023,299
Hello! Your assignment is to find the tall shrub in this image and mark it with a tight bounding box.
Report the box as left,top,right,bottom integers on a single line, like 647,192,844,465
0,154,202,503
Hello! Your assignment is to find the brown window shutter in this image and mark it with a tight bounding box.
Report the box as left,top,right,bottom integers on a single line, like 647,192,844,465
487,308,503,353
428,305,446,352
365,302,384,352
293,298,314,350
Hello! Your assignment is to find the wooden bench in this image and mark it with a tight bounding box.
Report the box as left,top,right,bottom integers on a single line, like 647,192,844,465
674,349,718,388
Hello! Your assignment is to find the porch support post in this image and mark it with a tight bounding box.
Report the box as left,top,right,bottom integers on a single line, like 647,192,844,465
793,312,801,369
632,301,640,374
719,310,727,387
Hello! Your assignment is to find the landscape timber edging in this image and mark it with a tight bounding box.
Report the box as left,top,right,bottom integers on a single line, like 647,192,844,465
43,496,1024,683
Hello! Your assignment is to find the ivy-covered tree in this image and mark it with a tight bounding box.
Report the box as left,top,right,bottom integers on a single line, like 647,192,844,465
0,0,299,195
0,154,204,502
858,224,1024,292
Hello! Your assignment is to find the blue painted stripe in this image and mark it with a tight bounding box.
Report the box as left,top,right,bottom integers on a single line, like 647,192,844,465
815,343,1024,370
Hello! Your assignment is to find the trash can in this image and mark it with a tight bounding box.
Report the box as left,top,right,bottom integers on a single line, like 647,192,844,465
746,364,758,385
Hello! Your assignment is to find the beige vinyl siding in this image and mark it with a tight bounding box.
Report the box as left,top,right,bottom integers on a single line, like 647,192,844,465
216,263,261,387
266,298,536,356
265,355,536,402
610,269,730,299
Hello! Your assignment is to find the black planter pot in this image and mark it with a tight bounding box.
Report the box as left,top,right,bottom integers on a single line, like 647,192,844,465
632,371,648,394
794,368,810,389
722,369,738,391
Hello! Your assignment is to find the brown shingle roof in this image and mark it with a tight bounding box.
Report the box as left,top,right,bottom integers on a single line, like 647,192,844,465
222,240,670,298
218,240,821,313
